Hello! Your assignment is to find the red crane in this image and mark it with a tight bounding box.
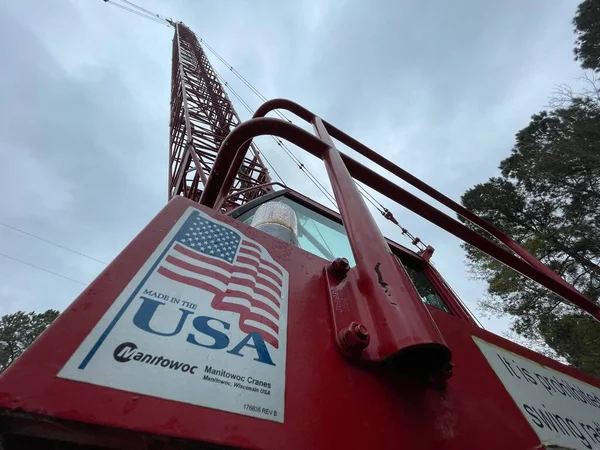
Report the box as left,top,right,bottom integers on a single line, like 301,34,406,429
0,3,599,450
169,22,272,208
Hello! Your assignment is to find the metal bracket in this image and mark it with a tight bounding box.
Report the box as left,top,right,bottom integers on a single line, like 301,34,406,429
324,266,373,360
325,262,454,389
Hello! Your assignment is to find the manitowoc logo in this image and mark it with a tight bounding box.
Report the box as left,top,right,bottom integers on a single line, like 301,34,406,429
113,342,198,374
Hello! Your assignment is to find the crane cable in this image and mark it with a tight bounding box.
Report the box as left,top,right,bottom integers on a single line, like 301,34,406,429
354,182,428,251
0,252,88,286
199,39,289,123
104,1,170,27
215,71,338,209
198,34,430,250
102,0,429,251
102,0,356,211
0,221,108,265
118,0,167,21
103,1,337,208
213,72,287,187
203,42,338,208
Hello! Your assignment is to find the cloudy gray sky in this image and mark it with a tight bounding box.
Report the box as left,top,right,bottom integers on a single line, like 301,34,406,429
0,0,587,337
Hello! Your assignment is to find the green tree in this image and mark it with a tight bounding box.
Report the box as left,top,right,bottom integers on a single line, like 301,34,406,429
0,310,60,374
460,96,600,377
574,0,600,71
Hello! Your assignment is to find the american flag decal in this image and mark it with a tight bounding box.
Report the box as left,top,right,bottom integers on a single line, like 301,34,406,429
156,211,286,349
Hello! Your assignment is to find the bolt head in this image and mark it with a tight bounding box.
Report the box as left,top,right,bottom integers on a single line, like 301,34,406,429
329,257,350,279
353,323,369,340
338,322,370,353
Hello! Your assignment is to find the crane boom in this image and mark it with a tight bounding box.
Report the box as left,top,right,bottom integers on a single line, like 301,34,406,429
169,23,272,208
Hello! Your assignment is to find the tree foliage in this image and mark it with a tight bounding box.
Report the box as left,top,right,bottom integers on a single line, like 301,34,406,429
574,0,600,71
460,94,600,377
0,310,59,374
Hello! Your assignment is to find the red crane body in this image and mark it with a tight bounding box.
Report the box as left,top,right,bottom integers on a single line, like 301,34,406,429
0,21,599,450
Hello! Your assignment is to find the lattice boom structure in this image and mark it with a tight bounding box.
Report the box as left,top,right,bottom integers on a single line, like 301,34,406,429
168,23,272,208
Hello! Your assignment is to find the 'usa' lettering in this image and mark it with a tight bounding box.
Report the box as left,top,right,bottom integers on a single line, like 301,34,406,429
133,297,275,366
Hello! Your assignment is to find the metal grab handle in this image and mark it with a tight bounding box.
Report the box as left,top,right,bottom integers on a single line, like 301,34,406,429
200,99,599,321
200,113,453,383
253,99,600,322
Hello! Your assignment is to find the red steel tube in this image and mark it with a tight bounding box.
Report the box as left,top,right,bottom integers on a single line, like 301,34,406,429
201,115,452,374
200,113,599,321
340,154,600,320
312,117,450,363
252,99,599,322
201,118,328,209
254,102,585,292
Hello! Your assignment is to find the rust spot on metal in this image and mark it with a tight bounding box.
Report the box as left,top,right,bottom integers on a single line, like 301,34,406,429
374,262,389,294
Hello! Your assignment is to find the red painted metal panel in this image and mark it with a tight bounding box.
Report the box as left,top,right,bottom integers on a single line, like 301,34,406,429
1,196,598,449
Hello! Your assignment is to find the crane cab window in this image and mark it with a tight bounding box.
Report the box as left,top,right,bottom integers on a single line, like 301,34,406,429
403,265,451,313
233,194,451,313
235,195,356,267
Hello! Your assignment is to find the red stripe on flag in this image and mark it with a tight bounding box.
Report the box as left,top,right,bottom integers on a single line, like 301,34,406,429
241,240,262,252
229,276,281,308
158,266,279,322
229,264,282,294
170,246,282,300
175,243,282,295
253,275,282,297
238,324,279,349
174,243,231,271
212,293,279,333
212,292,279,348
239,244,283,276
223,290,280,320
239,247,260,259
236,255,282,285
165,255,228,284
157,267,220,295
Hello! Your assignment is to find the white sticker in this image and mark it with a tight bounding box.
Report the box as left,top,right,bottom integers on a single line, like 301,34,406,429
474,337,600,450
59,207,289,423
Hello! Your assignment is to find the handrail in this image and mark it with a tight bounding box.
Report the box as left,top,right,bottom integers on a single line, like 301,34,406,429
220,182,285,211
201,113,453,383
255,99,600,322
200,98,599,322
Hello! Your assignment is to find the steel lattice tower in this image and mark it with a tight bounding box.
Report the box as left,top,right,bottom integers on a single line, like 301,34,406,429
168,23,272,208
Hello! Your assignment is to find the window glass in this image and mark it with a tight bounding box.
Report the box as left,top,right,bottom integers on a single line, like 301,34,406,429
235,195,451,313
237,196,356,266
403,265,451,313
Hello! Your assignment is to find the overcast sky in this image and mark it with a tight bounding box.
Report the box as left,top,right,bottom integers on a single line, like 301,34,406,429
0,0,587,338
